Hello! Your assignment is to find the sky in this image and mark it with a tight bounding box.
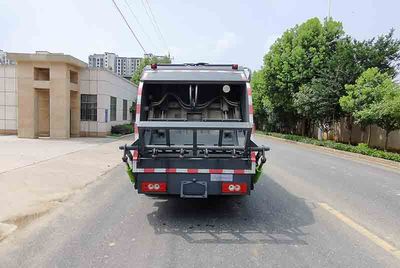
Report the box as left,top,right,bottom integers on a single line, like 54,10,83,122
0,0,399,71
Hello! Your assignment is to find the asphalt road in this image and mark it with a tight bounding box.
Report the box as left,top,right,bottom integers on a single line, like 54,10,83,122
1,136,400,268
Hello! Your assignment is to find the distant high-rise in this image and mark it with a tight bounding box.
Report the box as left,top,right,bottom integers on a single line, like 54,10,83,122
88,52,142,79
0,50,15,65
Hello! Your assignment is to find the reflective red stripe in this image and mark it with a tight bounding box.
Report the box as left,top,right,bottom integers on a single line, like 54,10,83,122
187,169,198,174
209,169,223,174
249,105,254,114
247,87,252,96
133,150,138,160
166,168,177,173
134,168,254,174
137,83,143,95
251,152,256,162
136,104,141,113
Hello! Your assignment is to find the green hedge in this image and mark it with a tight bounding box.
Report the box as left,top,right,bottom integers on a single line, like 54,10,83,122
111,124,134,135
263,132,400,162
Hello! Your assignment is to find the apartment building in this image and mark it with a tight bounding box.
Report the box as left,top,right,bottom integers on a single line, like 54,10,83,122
0,50,15,65
88,52,117,72
88,52,142,79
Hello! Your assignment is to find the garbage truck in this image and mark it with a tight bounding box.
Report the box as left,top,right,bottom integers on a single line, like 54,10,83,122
119,63,268,198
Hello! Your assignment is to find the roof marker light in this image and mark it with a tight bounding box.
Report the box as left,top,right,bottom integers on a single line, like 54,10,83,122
151,63,157,70
232,64,238,70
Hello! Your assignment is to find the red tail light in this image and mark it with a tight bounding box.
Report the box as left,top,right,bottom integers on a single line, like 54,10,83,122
221,182,247,194
232,64,238,70
151,63,157,70
141,182,167,192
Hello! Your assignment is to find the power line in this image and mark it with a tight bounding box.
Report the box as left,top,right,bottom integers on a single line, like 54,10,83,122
123,0,161,52
140,0,169,53
140,0,161,44
144,0,168,51
144,0,169,53
111,0,147,54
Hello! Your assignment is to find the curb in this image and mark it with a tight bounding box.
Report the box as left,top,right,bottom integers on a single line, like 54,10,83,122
0,223,17,242
256,133,400,173
107,133,135,140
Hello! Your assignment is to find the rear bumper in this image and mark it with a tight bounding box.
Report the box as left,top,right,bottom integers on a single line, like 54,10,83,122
136,173,252,196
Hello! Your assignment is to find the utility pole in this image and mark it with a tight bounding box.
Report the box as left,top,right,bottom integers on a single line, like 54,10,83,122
328,0,332,18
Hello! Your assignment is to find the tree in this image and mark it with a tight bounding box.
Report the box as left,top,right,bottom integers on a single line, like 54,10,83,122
131,55,171,85
332,31,400,142
262,17,345,133
294,78,342,139
356,87,400,151
257,16,400,135
251,70,271,130
340,68,400,150
356,29,400,78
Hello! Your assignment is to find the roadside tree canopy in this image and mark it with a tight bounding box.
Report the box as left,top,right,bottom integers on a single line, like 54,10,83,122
131,55,171,85
340,68,400,150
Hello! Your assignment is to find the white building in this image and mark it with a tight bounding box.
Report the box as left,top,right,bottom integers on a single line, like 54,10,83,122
80,68,137,136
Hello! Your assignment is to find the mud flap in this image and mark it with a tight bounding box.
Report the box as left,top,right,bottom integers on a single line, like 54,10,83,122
126,164,136,184
252,165,263,184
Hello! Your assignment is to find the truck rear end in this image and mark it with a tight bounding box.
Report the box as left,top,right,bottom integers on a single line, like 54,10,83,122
120,63,268,198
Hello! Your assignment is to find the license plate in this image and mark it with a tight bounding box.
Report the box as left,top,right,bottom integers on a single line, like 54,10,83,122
210,174,233,182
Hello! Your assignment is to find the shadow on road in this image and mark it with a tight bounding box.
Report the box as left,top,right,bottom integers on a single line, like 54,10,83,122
146,175,315,245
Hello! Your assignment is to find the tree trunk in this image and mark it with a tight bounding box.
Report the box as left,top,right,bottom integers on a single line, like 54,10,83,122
308,121,314,138
384,130,390,151
348,127,353,145
360,128,365,143
367,125,372,147
318,125,323,141
345,116,353,145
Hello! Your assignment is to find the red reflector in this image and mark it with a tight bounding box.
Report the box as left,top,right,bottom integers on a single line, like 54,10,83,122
151,63,157,70
232,64,238,70
221,182,247,194
141,182,167,192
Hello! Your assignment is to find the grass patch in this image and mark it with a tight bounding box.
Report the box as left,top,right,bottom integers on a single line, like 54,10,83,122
260,131,400,163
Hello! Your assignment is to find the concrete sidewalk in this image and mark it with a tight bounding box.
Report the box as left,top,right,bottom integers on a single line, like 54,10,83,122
0,136,116,174
0,135,133,240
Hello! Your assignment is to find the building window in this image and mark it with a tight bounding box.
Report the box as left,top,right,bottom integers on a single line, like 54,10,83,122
81,94,97,121
70,70,78,84
110,96,117,121
34,67,50,81
123,99,127,120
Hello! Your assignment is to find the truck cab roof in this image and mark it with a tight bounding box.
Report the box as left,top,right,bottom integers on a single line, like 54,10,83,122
141,63,251,82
